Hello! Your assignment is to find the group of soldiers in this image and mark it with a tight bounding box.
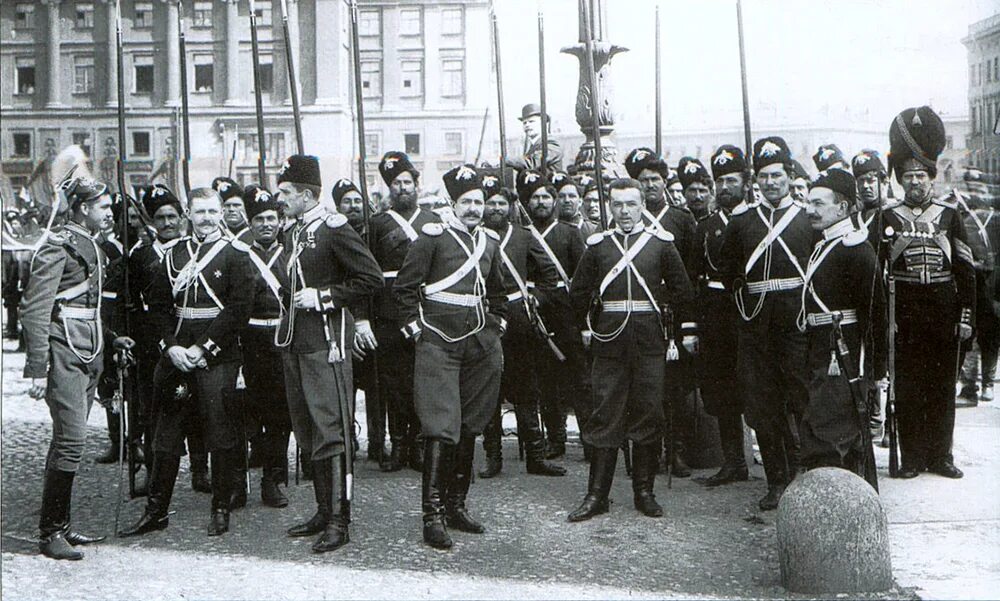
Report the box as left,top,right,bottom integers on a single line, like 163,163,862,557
5,102,993,561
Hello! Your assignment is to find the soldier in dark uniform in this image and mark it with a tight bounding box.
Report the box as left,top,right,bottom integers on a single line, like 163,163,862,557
394,164,508,550
853,150,890,217
369,151,440,471
478,173,567,478
798,170,883,488
789,160,811,205
582,176,605,233
718,136,815,510
812,144,851,175
517,168,588,460
871,106,975,479
239,186,292,508
213,176,251,243
624,147,699,476
505,103,564,173
273,155,382,553
677,157,715,222
21,176,121,559
121,187,254,537
567,178,693,522
696,145,751,486
553,172,598,237
2,209,23,340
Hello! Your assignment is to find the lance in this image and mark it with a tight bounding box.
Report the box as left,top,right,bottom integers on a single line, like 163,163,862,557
227,124,238,179
736,0,753,190
654,3,662,156
279,0,304,154
580,0,608,230
249,0,267,183
537,4,549,178
178,12,192,194
490,4,510,187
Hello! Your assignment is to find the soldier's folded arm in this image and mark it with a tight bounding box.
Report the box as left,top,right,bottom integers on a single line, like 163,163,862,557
392,234,435,340
20,241,67,379
316,224,383,314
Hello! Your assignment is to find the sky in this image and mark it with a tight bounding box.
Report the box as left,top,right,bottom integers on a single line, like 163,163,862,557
490,0,998,138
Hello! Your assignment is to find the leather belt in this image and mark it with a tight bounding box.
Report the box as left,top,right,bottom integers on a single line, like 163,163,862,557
602,300,655,313
746,277,803,294
806,309,858,327
893,271,954,285
176,306,222,320
425,291,483,307
248,317,280,328
58,306,98,320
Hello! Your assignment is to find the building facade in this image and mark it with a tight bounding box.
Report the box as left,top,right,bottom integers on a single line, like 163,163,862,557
964,12,1000,174
0,0,493,206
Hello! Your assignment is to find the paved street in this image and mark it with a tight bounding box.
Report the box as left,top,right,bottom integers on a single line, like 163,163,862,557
2,336,998,600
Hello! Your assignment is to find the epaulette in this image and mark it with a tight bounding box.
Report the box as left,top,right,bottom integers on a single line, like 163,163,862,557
483,228,500,241
883,199,901,211
586,231,611,246
325,213,348,228
45,230,69,246
933,195,958,210
230,239,251,252
731,201,750,216
422,223,444,236
653,227,675,242
842,227,868,247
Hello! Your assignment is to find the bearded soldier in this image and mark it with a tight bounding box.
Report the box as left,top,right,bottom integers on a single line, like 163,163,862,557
478,174,567,479
871,106,975,479
696,145,751,486
21,177,123,559
394,164,508,550
567,178,693,522
121,187,254,537
369,151,440,471
718,137,814,510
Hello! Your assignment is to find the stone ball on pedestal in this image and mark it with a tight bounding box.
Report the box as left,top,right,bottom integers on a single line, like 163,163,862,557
776,467,893,594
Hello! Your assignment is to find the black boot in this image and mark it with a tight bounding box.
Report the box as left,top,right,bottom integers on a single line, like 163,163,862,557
120,454,180,537
288,458,331,537
446,436,485,534
408,422,425,472
422,439,454,549
261,467,289,508
4,306,19,339
209,448,237,534
632,444,663,517
38,469,84,560
517,403,565,476
757,431,788,511
190,452,211,493
667,440,691,478
705,415,749,487
97,409,122,464
478,408,503,479
313,454,350,553
382,438,405,472
568,447,617,522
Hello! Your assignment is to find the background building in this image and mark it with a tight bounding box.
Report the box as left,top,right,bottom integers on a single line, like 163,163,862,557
0,0,493,207
964,12,1000,174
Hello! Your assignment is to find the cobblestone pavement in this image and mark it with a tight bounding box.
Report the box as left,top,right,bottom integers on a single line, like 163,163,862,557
2,336,996,599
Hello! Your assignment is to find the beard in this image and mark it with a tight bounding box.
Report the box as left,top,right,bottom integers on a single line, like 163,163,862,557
530,203,553,221
483,210,508,230
390,189,418,212
716,189,743,210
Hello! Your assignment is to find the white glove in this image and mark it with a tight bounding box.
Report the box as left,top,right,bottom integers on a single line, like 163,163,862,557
682,335,699,355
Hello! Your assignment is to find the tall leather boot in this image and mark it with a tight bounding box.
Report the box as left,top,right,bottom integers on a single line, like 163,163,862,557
120,454,180,537
4,306,18,339
542,402,567,459
568,447,617,522
96,409,122,464
705,414,749,487
38,469,83,560
631,444,663,517
422,438,454,549
446,435,485,534
230,459,248,510
287,458,331,537
517,403,565,476
667,438,691,478
208,448,237,536
756,431,788,511
408,419,425,472
63,472,106,546
383,401,405,472
478,407,503,478
261,467,289,508
313,454,350,552
190,451,211,493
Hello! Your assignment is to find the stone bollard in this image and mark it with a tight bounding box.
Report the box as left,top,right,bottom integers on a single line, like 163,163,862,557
776,467,893,594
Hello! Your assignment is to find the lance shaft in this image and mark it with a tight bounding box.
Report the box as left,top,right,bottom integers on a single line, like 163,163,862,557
537,7,549,178
280,0,304,154
736,0,753,183
249,0,267,183
580,0,608,230
655,4,661,156
490,5,509,186
178,13,192,193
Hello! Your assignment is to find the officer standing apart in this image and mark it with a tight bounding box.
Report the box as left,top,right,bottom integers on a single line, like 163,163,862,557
274,155,382,553
872,106,975,479
21,177,122,559
394,164,508,550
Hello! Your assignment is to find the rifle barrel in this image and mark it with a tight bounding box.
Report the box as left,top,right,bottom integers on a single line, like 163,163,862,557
490,5,509,187
580,0,608,230
736,0,753,162
537,7,549,178
654,4,661,156
280,0,304,154
178,13,192,193
249,1,267,183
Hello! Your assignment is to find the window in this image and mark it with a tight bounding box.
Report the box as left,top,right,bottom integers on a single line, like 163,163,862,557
15,60,35,95
441,59,464,97
399,8,421,36
134,56,154,94
194,56,214,92
193,1,213,27
441,8,463,35
404,133,420,156
73,132,92,157
359,10,380,36
132,132,151,157
972,106,979,133
361,61,381,98
15,3,34,29
258,60,274,93
946,135,954,150
400,60,423,97
76,3,94,28
12,133,32,158
444,132,463,157
253,4,271,26
134,2,153,28
364,133,380,157
239,133,286,165
74,56,95,94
